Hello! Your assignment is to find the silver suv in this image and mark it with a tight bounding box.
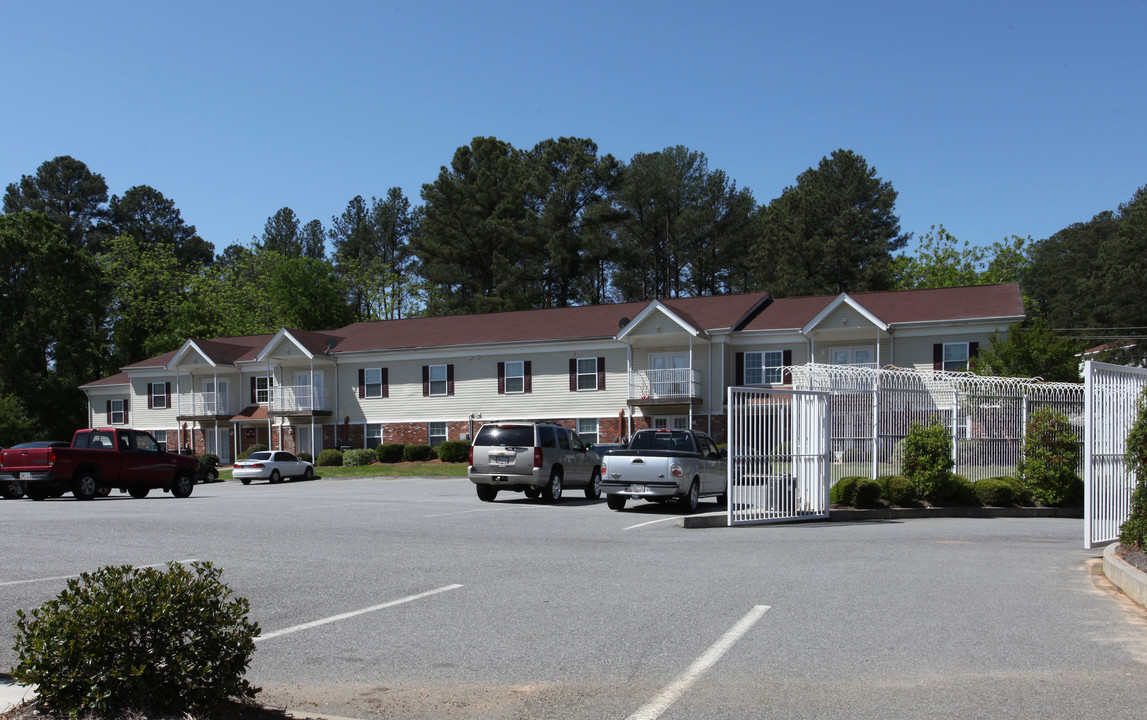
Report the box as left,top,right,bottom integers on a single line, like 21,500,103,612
468,422,602,503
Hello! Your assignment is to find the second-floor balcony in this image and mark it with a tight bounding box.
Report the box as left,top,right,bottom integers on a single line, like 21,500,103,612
268,385,333,416
176,392,232,420
629,368,702,406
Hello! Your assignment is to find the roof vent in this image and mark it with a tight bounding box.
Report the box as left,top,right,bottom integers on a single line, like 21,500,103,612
619,317,630,329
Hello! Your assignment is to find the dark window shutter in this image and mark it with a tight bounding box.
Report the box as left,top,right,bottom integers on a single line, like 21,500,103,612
524,361,532,393
569,358,577,392
422,366,430,396
782,350,793,384
597,357,605,391
250,377,257,404
165,382,171,408
358,369,365,398
969,342,979,358
735,352,745,385
447,364,455,396
497,362,506,394
382,368,389,398
933,344,943,371
106,400,112,424
123,401,129,424
147,383,154,409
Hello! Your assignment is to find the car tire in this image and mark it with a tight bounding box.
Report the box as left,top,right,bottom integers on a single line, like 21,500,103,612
606,494,627,511
269,469,281,484
72,471,99,501
542,470,563,503
128,486,149,499
584,469,602,500
678,480,700,513
303,466,314,481
240,477,252,485
205,467,219,483
97,486,111,497
476,484,498,502
524,487,540,499
171,473,194,498
2,481,26,499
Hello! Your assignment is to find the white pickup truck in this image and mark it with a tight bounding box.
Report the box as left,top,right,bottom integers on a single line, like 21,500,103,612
599,428,726,512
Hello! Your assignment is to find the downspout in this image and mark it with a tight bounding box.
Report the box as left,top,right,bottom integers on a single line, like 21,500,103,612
626,341,633,440
688,335,694,431
310,355,316,455
706,337,712,435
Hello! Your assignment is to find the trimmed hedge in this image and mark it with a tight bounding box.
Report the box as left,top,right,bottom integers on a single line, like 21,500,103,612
436,439,470,463
376,443,405,463
878,475,916,506
342,448,376,467
297,452,312,463
12,561,259,717
404,444,435,462
974,476,1026,506
241,444,268,460
829,476,864,506
854,477,882,507
316,448,343,467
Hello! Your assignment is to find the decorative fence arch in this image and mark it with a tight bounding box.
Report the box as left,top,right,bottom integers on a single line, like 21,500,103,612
788,363,1085,484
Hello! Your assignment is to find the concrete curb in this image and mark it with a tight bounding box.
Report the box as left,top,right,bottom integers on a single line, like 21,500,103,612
0,674,33,713
679,505,1085,528
1103,542,1147,610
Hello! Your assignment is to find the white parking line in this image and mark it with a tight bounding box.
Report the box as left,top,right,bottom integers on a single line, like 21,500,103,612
0,559,200,587
624,516,683,530
425,504,548,518
255,584,464,642
626,605,771,720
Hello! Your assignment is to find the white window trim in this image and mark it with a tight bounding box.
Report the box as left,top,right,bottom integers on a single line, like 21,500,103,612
576,357,599,391
428,421,447,447
943,342,970,372
744,350,784,385
150,383,168,409
256,376,272,404
428,365,448,397
110,399,126,425
504,360,525,394
364,368,384,399
365,422,383,448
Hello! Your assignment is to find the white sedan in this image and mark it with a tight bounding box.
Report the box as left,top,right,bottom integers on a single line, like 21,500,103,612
232,451,315,485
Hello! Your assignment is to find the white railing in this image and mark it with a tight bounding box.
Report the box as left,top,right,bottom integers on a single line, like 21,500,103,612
1084,361,1147,548
629,368,701,400
269,385,331,413
177,392,231,416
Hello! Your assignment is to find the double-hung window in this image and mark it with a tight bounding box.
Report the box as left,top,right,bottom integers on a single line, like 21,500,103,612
943,343,970,372
577,358,599,391
428,365,448,396
577,418,599,444
149,382,169,409
153,430,167,452
428,422,447,447
744,351,784,385
255,376,271,404
504,361,525,393
109,399,126,425
366,423,383,448
364,368,384,398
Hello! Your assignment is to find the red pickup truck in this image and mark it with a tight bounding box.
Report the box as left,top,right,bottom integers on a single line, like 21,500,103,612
0,428,200,500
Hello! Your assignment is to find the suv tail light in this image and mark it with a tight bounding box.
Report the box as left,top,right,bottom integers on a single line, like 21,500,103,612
468,446,474,466
534,447,543,468
47,450,57,466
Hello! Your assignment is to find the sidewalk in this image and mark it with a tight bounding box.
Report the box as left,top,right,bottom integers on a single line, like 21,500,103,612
0,674,33,712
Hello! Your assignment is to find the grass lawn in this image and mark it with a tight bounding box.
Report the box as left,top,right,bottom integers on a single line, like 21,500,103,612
216,461,469,481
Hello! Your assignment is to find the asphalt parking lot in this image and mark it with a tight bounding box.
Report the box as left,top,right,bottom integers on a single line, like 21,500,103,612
3,476,1147,720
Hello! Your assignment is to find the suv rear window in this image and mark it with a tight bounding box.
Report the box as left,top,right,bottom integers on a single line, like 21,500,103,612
474,425,534,447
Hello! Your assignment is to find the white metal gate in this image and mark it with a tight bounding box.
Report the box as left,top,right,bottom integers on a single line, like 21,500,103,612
1084,361,1147,548
727,387,831,526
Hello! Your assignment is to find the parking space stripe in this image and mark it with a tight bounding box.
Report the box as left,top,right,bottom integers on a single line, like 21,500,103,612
624,517,683,530
0,559,200,587
626,605,770,720
255,584,464,642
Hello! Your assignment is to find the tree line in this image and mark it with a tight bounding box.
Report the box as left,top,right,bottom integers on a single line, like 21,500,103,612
2,142,1144,441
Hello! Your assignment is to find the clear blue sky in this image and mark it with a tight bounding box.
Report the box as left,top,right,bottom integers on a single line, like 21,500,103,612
3,1,1144,258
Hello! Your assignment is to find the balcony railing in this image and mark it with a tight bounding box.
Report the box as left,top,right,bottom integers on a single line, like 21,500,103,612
176,392,231,417
268,385,332,414
629,368,701,401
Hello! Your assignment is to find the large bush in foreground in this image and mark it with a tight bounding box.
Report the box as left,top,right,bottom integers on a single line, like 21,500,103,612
1018,406,1082,507
12,561,260,717
1120,389,1147,549
901,420,954,501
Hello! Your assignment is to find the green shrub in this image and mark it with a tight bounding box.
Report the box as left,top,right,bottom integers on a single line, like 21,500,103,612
975,476,1025,506
436,439,470,463
901,420,954,500
316,448,343,467
196,453,220,469
377,443,405,463
854,477,882,506
1017,406,1082,507
342,448,376,467
12,561,259,717
404,444,435,462
297,452,312,463
929,473,978,505
830,476,863,506
1121,389,1147,549
878,475,916,506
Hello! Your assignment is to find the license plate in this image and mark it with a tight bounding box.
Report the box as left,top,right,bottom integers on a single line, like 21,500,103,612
19,472,30,480
492,454,512,465
627,484,646,493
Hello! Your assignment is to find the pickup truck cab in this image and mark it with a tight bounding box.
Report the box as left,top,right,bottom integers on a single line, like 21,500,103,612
599,428,726,512
0,428,200,500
